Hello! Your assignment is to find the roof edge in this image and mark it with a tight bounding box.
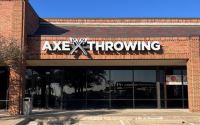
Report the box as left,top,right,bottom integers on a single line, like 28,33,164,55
39,18,200,26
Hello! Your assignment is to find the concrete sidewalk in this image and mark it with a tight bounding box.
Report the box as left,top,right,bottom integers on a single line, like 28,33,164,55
26,109,200,125
0,110,28,125
1,109,200,125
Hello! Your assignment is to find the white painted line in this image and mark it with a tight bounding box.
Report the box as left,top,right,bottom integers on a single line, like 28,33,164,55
120,120,126,125
189,123,196,125
126,121,132,125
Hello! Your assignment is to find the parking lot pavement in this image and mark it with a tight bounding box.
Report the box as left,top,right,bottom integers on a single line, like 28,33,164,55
27,120,132,125
1,109,200,125
0,110,29,125
0,117,27,125
24,109,200,125
72,120,130,125
27,119,199,125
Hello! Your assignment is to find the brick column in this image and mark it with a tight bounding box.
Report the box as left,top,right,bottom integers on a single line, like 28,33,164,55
0,0,27,115
187,36,200,112
8,66,24,115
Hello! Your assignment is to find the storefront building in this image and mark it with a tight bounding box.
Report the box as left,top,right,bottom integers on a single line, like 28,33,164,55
0,0,200,115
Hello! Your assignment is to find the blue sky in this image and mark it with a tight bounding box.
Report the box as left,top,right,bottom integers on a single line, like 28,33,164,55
29,0,200,18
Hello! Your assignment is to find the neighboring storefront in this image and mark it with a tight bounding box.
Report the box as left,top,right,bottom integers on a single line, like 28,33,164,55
0,0,200,115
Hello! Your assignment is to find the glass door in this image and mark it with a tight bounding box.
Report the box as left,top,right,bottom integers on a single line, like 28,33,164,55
134,70,157,108
26,69,62,109
110,70,133,108
164,68,188,108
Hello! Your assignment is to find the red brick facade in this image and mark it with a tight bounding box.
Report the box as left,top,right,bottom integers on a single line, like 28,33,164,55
0,0,24,115
1,0,200,115
27,37,189,60
187,36,200,112
0,0,39,115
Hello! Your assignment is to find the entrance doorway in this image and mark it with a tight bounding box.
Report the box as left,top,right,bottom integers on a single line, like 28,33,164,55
25,66,188,109
0,67,9,110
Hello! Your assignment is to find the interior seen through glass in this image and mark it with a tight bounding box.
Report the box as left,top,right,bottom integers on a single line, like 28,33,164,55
0,67,9,109
25,66,188,109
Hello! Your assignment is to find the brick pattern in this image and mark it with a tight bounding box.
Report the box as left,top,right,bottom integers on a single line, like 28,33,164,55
0,0,25,115
33,26,200,37
8,67,22,115
0,0,38,115
0,1,14,38
1,0,200,115
187,36,200,112
41,18,200,24
25,2,39,35
0,0,24,39
27,36,189,60
0,0,22,115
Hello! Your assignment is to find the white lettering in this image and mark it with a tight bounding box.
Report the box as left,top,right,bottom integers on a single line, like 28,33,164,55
137,42,141,51
124,42,137,51
114,41,124,51
141,41,151,50
41,39,161,54
42,41,52,51
151,41,161,51
62,41,70,51
105,42,114,51
53,41,61,51
96,42,105,51
88,41,96,50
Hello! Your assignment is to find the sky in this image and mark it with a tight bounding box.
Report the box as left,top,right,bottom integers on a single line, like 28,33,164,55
29,0,200,18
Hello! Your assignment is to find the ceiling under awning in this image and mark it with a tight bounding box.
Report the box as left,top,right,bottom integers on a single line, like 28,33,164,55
27,59,187,66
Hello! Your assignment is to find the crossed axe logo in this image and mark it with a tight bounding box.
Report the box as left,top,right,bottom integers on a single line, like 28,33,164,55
70,38,88,56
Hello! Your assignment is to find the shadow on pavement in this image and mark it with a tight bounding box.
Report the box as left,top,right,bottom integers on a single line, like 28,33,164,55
27,109,117,125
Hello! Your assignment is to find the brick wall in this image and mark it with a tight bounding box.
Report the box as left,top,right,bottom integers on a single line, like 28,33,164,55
187,36,200,112
0,1,15,38
27,35,200,112
27,36,189,60
1,0,200,114
0,0,24,115
0,0,26,115
41,18,200,24
0,0,39,115
25,2,39,35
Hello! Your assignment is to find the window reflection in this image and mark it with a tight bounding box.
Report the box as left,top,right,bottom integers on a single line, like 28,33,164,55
25,67,188,109
164,68,187,108
0,67,8,109
134,70,156,83
134,70,157,108
110,70,133,99
110,70,133,108
63,69,86,109
86,70,109,99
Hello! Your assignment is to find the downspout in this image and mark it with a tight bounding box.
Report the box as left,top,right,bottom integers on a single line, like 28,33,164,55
19,0,26,115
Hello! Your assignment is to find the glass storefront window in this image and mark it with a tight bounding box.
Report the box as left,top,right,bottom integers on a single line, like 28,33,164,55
110,70,133,99
86,70,109,109
63,69,86,109
134,70,157,108
86,70,109,99
0,67,9,109
164,67,187,108
25,66,188,110
110,70,133,108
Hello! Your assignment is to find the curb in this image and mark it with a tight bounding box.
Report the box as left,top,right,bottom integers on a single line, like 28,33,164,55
16,117,31,125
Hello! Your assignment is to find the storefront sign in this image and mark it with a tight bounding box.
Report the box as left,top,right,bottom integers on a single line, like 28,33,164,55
166,75,188,85
42,38,161,56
